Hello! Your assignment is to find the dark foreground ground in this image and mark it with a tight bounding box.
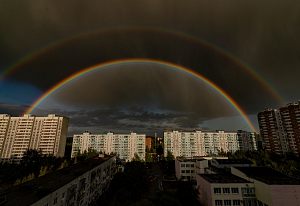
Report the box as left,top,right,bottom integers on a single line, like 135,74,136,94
97,161,200,206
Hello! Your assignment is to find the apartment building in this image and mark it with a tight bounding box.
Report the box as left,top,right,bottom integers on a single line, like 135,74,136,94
279,102,300,155
164,130,256,158
71,132,146,161
3,155,116,206
0,114,69,160
258,109,288,154
258,101,300,155
237,130,257,151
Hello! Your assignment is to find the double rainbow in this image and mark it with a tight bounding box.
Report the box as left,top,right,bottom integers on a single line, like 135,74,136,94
25,58,258,132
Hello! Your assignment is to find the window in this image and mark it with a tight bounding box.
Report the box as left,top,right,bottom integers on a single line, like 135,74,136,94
231,188,239,194
181,164,185,167
233,200,240,206
214,188,221,194
242,187,255,195
182,170,186,173
224,200,231,206
53,197,57,204
223,188,230,194
215,200,223,206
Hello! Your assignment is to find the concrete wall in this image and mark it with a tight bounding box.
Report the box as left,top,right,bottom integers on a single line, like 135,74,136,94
196,175,250,206
32,156,116,206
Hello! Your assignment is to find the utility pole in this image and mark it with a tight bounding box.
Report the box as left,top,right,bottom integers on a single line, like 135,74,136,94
154,132,157,152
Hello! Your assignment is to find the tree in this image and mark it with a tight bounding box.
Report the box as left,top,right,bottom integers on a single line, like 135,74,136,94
21,149,43,178
166,150,174,161
156,145,164,156
145,152,153,162
76,148,99,162
132,153,141,162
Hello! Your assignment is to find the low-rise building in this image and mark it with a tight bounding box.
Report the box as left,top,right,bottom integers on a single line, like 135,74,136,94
175,157,198,181
175,157,228,181
3,155,116,206
197,174,256,206
232,167,300,206
211,159,254,169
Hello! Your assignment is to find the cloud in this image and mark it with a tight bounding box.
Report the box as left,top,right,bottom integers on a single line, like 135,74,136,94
1,0,299,133
0,103,29,115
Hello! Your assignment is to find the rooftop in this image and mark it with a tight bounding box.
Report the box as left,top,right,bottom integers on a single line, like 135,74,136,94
213,159,253,165
199,174,251,183
3,155,115,206
234,167,300,185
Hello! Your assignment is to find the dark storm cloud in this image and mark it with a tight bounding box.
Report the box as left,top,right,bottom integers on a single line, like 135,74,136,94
1,0,300,131
1,28,285,114
34,106,206,136
47,63,237,118
32,62,250,133
1,0,300,93
0,103,29,115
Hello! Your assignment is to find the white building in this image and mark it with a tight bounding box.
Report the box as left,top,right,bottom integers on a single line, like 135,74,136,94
4,155,116,206
71,132,146,161
175,156,229,181
0,114,69,160
175,157,210,181
197,174,256,206
232,167,300,206
164,130,255,158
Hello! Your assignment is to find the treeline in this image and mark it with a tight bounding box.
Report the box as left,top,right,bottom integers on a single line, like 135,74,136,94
228,150,300,178
0,149,73,188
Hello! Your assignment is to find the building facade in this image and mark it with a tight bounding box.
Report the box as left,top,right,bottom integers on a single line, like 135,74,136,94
279,102,300,155
4,156,116,206
175,157,216,181
0,114,69,160
197,174,256,206
258,101,300,155
237,130,257,151
71,132,146,161
232,167,300,206
164,130,257,158
145,136,152,151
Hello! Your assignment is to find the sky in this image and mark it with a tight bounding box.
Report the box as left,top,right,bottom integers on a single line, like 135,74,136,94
0,0,300,135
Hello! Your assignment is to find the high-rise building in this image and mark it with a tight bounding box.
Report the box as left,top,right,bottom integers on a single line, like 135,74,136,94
164,130,257,158
237,130,258,151
0,114,69,160
258,101,300,155
279,102,300,155
257,109,287,154
71,132,146,161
